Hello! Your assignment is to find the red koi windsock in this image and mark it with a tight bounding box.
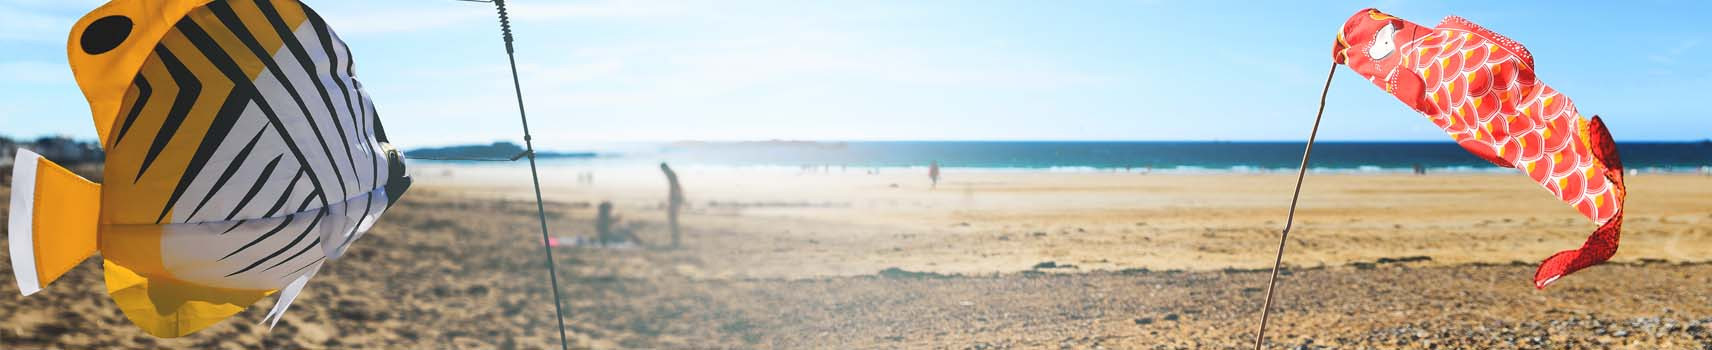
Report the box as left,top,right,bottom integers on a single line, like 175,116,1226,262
1332,8,1626,289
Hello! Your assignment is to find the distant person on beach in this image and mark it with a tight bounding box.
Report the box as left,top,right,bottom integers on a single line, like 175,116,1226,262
929,161,941,189
661,162,685,247
1413,163,1425,175
595,201,641,245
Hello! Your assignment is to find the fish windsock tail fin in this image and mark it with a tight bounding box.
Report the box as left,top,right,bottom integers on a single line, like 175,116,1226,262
1534,115,1628,290
1533,211,1622,289
8,149,102,296
1587,115,1624,178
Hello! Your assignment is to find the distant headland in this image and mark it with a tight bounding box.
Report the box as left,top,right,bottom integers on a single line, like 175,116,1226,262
0,135,105,166
404,142,596,160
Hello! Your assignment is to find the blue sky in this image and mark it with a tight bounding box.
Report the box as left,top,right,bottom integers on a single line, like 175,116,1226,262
2,1,1708,149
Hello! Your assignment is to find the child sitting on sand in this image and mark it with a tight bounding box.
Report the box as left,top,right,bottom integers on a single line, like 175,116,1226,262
596,201,644,245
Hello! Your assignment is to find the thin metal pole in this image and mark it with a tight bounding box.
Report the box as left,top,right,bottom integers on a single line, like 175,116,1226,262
1253,62,1337,350
481,1,572,349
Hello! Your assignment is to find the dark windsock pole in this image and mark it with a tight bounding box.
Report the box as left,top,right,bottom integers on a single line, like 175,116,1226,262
456,1,571,349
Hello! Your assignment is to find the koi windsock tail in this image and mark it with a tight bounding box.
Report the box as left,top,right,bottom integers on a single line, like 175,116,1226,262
1534,116,1626,289
8,149,102,296
1533,211,1622,289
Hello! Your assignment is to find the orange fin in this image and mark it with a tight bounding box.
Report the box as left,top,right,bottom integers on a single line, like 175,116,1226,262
1534,210,1622,289
104,260,273,338
1456,139,1514,168
1535,115,1626,290
8,149,102,296
1587,115,1623,174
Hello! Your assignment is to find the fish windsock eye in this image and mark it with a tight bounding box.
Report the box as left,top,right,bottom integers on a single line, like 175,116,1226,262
80,15,132,55
1366,22,1398,60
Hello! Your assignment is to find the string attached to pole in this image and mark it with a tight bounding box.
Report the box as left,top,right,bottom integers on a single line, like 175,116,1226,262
1252,62,1337,350
404,150,534,162
456,0,573,349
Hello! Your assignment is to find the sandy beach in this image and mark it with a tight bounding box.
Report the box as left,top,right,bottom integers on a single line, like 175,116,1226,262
3,167,1712,348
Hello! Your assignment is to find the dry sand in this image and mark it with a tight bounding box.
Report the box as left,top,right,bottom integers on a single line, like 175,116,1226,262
415,165,1712,277
2,168,1711,348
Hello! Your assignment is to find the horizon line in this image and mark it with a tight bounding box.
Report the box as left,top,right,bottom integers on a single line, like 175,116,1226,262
6,135,1710,148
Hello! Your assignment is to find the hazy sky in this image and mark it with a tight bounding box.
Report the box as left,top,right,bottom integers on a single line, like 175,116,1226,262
2,1,1708,149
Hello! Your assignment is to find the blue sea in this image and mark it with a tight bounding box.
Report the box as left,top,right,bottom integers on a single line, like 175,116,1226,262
473,141,1712,173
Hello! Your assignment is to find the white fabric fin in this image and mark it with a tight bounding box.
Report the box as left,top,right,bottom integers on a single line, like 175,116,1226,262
261,261,323,329
8,149,41,295
319,189,387,260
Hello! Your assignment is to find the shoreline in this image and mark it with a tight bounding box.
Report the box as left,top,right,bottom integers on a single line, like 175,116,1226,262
409,160,1712,175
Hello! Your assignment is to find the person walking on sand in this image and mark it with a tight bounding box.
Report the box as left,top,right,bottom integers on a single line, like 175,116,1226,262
661,162,685,248
929,161,941,189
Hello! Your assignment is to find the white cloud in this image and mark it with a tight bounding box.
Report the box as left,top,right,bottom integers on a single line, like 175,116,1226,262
0,0,114,42
317,1,695,36
398,33,1105,106
0,61,70,84
1646,39,1700,64
4,1,1111,144
0,4,68,42
578,32,1104,88
367,26,1113,145
0,0,103,6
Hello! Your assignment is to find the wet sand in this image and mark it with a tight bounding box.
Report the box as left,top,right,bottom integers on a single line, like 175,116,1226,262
2,170,1711,348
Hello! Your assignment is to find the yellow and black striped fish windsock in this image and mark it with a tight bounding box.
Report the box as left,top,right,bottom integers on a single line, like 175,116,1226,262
7,0,410,338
